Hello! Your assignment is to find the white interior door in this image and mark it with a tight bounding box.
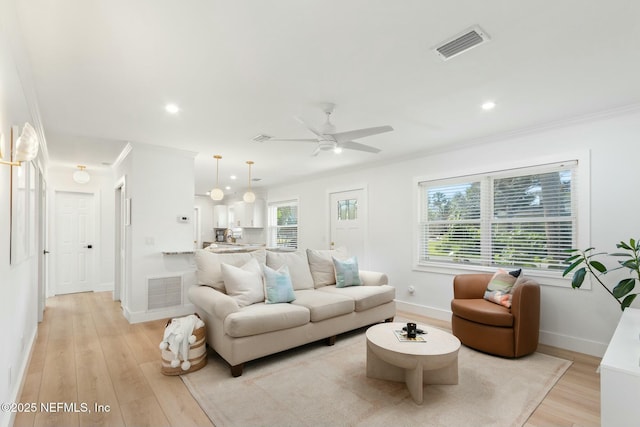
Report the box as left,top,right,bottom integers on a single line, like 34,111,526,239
38,171,47,321
55,191,95,295
330,188,367,265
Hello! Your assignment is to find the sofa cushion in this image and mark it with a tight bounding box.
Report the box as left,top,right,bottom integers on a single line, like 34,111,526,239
291,290,354,322
195,249,266,292
262,264,296,304
221,258,264,307
266,250,314,290
306,247,348,288
223,303,310,338
451,298,513,327
333,256,362,288
318,284,395,312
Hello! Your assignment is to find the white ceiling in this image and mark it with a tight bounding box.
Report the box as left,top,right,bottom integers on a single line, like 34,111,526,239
15,0,640,195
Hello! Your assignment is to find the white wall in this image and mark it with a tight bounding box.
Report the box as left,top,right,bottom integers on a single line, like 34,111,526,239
194,195,214,246
268,107,640,357
114,142,198,322
0,4,40,427
46,167,115,294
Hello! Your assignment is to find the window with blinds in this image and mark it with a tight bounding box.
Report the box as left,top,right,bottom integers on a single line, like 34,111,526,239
268,199,299,249
418,161,577,272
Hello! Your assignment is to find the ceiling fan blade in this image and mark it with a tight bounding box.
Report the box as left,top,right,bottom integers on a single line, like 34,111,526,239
340,141,381,154
332,125,393,143
294,116,324,137
267,138,318,143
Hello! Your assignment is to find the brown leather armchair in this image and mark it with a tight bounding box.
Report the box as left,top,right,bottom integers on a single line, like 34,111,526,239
450,273,540,358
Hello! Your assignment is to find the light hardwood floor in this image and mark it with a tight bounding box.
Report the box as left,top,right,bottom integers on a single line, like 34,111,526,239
16,292,600,426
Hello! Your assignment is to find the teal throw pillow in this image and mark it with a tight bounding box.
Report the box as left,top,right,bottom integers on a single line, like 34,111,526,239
483,268,522,308
332,256,362,288
262,264,296,304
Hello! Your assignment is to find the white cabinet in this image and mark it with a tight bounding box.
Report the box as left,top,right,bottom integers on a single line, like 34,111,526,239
600,307,640,427
232,199,265,228
213,205,228,228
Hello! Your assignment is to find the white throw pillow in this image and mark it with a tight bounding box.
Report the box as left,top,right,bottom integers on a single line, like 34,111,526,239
306,247,349,288
266,250,314,290
195,249,266,293
221,258,264,307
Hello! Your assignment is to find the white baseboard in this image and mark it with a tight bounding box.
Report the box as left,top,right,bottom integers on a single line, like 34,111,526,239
395,300,607,358
124,303,197,324
396,300,452,322
93,281,114,292
2,327,37,427
538,329,607,358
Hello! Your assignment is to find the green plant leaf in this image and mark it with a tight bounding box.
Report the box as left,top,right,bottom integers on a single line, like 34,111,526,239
621,294,638,310
610,252,633,258
571,268,586,288
620,260,639,270
630,238,636,249
563,248,580,253
589,260,607,273
583,247,595,253
563,259,585,277
564,254,581,263
613,278,636,298
617,241,632,251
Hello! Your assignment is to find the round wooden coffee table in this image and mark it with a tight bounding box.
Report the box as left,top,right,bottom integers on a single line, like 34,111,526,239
366,322,461,404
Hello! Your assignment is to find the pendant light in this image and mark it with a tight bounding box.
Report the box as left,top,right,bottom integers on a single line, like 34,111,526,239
210,155,224,201
243,160,256,203
0,123,39,167
73,165,91,184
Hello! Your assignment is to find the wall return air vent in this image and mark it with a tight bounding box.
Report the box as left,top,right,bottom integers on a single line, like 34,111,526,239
433,26,490,61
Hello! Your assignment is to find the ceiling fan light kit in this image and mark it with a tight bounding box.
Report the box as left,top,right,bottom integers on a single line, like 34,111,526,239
210,154,224,201
257,103,393,157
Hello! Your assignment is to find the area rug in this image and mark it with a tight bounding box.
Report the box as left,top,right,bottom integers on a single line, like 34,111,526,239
181,329,571,427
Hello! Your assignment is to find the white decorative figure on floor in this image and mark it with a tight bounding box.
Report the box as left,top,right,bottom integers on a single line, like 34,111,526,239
159,314,205,371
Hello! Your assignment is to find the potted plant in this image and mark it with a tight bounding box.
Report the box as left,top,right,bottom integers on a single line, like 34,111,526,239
563,238,640,311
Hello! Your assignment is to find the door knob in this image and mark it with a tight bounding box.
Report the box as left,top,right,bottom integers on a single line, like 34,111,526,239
43,250,50,255
84,244,93,249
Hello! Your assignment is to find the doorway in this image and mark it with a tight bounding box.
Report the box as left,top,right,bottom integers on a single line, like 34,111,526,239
329,187,368,266
114,179,128,305
53,191,96,295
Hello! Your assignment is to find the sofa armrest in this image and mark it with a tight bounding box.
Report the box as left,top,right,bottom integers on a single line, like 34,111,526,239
359,270,389,286
188,285,239,320
452,274,492,299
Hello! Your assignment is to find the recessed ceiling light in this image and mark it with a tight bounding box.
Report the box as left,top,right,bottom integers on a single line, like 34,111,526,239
481,101,496,111
165,103,180,114
230,175,236,180
225,186,231,190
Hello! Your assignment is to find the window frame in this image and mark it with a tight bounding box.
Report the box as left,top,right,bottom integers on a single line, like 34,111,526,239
412,151,590,288
267,198,299,249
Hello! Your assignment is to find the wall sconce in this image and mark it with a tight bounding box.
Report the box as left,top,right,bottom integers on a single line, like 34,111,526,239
210,155,224,201
0,123,39,166
243,160,256,203
73,165,91,184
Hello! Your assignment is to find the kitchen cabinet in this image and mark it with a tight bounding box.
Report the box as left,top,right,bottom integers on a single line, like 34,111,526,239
232,199,265,228
213,204,228,228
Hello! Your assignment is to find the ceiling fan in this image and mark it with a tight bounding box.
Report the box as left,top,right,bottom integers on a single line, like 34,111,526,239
253,103,393,156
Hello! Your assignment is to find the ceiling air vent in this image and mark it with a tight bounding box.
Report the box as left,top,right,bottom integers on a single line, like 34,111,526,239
433,26,490,61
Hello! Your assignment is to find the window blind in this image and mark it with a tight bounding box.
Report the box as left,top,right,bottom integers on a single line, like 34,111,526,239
418,161,577,272
268,200,299,249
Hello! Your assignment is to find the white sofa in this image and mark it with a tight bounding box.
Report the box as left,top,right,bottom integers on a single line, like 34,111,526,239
187,248,396,376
